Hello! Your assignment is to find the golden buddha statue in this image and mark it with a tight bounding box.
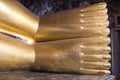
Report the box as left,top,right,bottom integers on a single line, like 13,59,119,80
0,0,109,43
0,0,111,75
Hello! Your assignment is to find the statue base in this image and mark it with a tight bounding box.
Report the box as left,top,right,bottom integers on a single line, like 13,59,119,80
0,71,115,80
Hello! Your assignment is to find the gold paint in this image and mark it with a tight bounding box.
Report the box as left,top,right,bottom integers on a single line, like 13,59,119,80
81,62,111,69
80,45,111,53
79,8,108,17
33,38,110,74
79,2,107,12
0,1,109,42
0,1,111,75
0,0,38,43
0,0,39,34
81,54,111,62
0,34,35,71
0,27,35,43
35,27,110,41
39,12,108,24
0,34,111,75
79,68,110,75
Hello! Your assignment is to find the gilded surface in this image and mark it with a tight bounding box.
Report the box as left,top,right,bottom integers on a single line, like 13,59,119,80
0,1,109,42
0,1,111,75
0,34,35,71
0,0,39,43
35,2,109,41
33,37,111,75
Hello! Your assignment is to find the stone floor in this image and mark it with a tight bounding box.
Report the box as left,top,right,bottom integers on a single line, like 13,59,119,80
0,71,116,80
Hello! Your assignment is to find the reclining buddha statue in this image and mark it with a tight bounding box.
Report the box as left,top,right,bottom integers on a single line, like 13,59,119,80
0,0,111,75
